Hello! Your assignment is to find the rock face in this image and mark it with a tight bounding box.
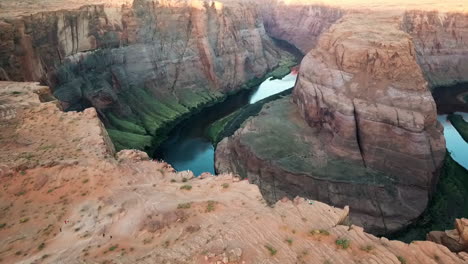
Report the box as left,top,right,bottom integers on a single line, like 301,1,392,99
0,81,466,264
261,2,344,54
216,12,447,234
0,0,290,150
403,11,468,87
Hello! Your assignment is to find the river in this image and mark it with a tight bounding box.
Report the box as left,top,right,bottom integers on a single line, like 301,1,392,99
438,112,468,170
154,71,298,176
155,75,468,176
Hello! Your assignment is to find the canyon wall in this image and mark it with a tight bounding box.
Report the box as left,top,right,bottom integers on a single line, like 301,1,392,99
216,12,447,234
403,11,468,88
0,0,290,151
260,2,344,54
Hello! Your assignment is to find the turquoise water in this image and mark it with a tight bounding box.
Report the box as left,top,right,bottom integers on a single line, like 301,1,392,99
438,113,468,170
155,72,298,176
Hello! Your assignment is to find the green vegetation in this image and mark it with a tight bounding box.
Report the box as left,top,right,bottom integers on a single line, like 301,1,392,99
19,218,29,223
180,185,192,191
264,245,277,256
177,203,192,209
0,223,6,229
206,110,240,143
53,45,298,153
206,200,217,212
335,238,350,249
268,55,297,80
448,114,468,143
108,245,118,251
285,238,293,245
206,89,293,144
397,256,407,264
392,155,468,242
107,129,153,151
221,183,229,189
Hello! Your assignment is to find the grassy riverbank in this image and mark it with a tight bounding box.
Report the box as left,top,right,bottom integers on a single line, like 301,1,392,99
107,54,297,152
206,89,294,144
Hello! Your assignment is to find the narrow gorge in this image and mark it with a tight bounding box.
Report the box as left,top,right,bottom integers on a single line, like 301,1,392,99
1,0,468,263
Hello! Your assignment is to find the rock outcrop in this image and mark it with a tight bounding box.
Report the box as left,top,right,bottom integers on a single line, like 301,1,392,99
216,11,447,234
0,0,292,151
428,219,468,253
1,81,467,264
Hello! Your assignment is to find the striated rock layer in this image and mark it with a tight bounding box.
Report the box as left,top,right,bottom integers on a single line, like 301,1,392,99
216,11,447,234
403,11,468,87
1,81,467,264
0,0,291,151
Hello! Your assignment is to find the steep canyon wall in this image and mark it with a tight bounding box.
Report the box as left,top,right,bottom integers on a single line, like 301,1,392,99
0,0,289,150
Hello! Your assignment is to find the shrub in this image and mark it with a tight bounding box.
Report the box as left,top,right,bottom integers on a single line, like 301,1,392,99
222,183,229,189
177,203,192,209
397,256,407,264
109,245,118,251
335,238,350,249
206,201,216,212
180,185,192,190
264,245,277,256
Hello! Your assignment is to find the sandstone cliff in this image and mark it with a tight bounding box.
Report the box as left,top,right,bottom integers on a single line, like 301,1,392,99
403,11,468,88
261,2,344,54
1,81,467,264
0,0,291,151
216,11,447,235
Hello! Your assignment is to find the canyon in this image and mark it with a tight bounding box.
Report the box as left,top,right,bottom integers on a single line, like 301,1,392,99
1,0,468,263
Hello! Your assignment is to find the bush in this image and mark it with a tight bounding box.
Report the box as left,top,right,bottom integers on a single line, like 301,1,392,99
180,185,192,191
335,238,350,249
264,245,277,256
177,203,192,209
397,256,407,264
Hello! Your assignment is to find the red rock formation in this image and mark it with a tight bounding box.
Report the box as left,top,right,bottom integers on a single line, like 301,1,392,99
216,12,447,234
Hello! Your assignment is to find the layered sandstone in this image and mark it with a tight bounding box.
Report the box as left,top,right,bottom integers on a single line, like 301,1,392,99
403,11,468,87
1,81,467,264
0,0,291,150
216,12,447,234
